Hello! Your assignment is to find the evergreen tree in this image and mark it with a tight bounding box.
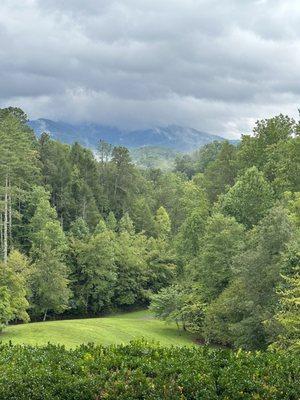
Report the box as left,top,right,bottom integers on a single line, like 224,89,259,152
106,211,117,231
0,109,40,262
155,206,171,239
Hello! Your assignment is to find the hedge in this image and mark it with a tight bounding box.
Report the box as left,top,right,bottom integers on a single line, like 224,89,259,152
0,340,298,399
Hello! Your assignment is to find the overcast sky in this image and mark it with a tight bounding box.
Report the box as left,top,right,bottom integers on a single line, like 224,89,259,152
1,0,300,138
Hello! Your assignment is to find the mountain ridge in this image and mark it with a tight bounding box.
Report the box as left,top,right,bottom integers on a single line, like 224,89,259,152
28,118,230,152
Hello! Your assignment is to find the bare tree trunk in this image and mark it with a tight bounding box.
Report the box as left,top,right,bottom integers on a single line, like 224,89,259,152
8,177,12,246
114,175,118,201
82,198,87,220
3,175,8,264
0,213,3,252
43,309,48,321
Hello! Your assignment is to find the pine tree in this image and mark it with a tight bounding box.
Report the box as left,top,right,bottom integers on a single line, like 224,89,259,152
0,109,40,262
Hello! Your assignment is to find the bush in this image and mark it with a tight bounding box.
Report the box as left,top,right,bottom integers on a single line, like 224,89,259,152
0,341,298,399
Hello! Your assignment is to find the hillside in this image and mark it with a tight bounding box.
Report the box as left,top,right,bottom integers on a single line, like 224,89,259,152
130,146,179,170
0,310,195,348
28,119,226,152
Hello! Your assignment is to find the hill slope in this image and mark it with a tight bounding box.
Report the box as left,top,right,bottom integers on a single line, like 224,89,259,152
0,310,195,348
28,119,226,152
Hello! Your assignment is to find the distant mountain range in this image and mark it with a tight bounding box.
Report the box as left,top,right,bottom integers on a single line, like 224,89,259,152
28,119,231,152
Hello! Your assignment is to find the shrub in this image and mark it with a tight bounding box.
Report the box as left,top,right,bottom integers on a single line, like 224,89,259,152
0,340,298,399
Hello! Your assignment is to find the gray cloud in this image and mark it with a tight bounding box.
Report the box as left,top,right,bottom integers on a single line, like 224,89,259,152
0,0,300,138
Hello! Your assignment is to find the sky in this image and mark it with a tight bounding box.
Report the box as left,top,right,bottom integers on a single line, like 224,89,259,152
1,0,300,138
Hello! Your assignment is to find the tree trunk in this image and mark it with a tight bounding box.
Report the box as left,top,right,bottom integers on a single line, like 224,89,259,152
8,177,12,246
3,175,8,264
43,309,48,321
0,213,3,252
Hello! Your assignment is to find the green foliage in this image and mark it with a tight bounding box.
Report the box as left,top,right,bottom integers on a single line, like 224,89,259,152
74,230,117,314
29,194,70,319
130,197,155,235
1,106,299,352
272,273,300,352
192,213,245,302
0,342,298,400
119,212,135,235
0,287,11,330
131,146,179,170
93,217,107,234
155,206,171,239
150,285,205,332
0,250,31,324
113,232,148,306
204,141,238,202
237,114,300,195
221,166,274,228
69,217,90,239
106,211,117,231
204,207,293,349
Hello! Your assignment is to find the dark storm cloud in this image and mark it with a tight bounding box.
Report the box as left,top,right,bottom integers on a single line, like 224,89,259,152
0,0,300,137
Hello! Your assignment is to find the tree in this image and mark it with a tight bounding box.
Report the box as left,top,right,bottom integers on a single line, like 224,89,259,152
0,286,11,331
130,197,155,236
272,273,300,351
236,114,300,195
97,140,113,164
237,114,297,173
119,212,135,235
221,166,274,229
0,110,40,262
29,192,71,320
145,236,177,293
204,141,237,202
106,211,117,231
114,231,148,307
155,206,171,239
150,285,205,331
204,206,293,349
0,250,31,327
150,285,187,329
69,217,90,240
108,146,138,217
94,217,107,235
176,208,208,261
192,213,245,302
175,177,209,260
75,230,117,314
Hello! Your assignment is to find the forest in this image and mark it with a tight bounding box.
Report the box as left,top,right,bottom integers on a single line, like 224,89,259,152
0,106,299,353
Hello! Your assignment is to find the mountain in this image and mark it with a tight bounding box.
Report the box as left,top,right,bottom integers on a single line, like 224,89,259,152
28,119,229,152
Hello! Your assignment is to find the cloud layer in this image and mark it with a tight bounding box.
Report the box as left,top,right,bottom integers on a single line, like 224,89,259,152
1,0,300,137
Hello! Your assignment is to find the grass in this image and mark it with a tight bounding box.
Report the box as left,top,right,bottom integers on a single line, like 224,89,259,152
0,310,196,348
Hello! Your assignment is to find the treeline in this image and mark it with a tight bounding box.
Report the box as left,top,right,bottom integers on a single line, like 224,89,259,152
0,107,177,323
152,114,300,351
0,107,299,351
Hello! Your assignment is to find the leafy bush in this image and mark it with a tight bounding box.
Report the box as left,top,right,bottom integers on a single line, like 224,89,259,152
0,341,298,399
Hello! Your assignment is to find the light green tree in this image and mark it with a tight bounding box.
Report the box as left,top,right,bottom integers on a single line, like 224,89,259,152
0,250,31,327
221,166,273,228
155,206,171,239
29,193,70,320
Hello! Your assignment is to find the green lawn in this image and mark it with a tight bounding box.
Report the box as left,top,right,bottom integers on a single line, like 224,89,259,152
0,310,196,348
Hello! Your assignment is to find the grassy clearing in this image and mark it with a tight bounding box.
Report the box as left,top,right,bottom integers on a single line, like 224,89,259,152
0,310,196,348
